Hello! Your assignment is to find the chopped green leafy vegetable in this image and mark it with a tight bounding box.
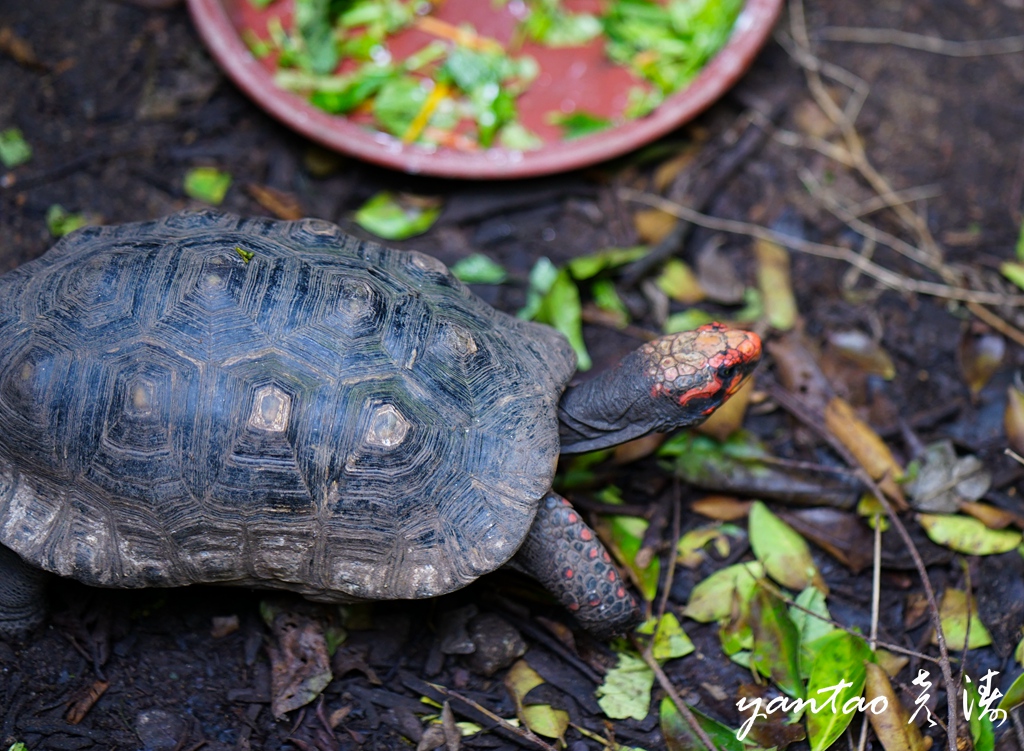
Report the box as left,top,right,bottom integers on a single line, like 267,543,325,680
0,128,32,168
548,110,613,140
354,191,441,240
235,246,255,264
184,167,232,205
257,0,744,150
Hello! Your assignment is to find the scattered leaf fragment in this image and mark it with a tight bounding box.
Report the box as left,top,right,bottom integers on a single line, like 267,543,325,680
749,501,826,594
824,396,905,505
504,660,569,740
638,612,695,661
660,697,745,751
66,680,109,724
262,603,333,718
211,614,240,638
684,561,763,623
354,191,441,240
754,239,797,331
931,588,992,651
918,514,1021,555
245,183,304,220
690,496,752,522
960,500,1024,530
906,440,990,513
184,166,232,205
791,586,835,661
235,246,255,264
449,253,507,284
958,327,1005,397
873,648,909,677
656,259,704,304
596,651,654,721
519,262,590,370
676,523,741,568
1001,260,1024,291
46,204,92,238
598,512,660,603
826,330,896,380
634,208,677,244
864,662,933,751
0,127,32,168
1005,385,1024,457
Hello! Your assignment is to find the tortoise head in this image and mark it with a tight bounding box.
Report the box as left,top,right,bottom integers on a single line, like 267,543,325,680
557,323,762,454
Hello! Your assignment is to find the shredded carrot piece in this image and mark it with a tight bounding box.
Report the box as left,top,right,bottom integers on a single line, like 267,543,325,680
414,16,503,54
422,126,480,152
402,82,451,144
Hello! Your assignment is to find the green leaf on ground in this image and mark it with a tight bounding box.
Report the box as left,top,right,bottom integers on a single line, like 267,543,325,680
684,561,763,623
805,631,872,751
660,697,746,751
749,501,827,594
0,128,32,168
184,166,232,205
638,612,695,661
353,191,441,240
750,585,804,698
596,651,654,720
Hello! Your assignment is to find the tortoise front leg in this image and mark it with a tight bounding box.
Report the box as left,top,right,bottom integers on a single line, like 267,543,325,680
0,545,48,636
512,493,641,638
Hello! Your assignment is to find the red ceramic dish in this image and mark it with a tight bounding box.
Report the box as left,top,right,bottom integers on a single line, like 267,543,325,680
187,0,782,179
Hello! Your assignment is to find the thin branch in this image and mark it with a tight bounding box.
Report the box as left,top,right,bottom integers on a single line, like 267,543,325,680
619,188,1024,307
816,26,1024,57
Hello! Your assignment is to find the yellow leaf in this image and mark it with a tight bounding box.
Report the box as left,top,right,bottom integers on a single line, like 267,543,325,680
864,663,933,751
634,208,677,244
1005,386,1024,456
504,660,569,740
754,239,797,331
824,396,905,505
931,589,992,651
918,514,1022,555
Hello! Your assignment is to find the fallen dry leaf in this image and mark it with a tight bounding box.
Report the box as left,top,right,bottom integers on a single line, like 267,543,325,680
824,396,905,506
826,329,896,380
754,238,797,331
777,507,874,574
1005,385,1024,456
690,496,752,521
958,327,1004,398
66,680,109,724
697,377,754,441
634,208,677,244
766,333,834,418
960,500,1024,530
264,607,333,718
931,588,992,651
210,614,240,638
864,663,933,751
245,184,305,220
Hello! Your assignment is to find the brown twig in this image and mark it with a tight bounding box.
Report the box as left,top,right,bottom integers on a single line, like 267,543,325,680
619,102,784,287
426,683,557,751
815,26,1024,57
619,189,1024,307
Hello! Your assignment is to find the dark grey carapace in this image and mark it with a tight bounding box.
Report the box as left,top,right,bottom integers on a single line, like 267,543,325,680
0,210,761,638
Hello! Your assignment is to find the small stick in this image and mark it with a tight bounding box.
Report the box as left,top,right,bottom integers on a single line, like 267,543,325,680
815,27,1024,57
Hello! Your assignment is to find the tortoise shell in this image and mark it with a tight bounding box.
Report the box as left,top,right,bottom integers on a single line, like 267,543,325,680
0,210,576,601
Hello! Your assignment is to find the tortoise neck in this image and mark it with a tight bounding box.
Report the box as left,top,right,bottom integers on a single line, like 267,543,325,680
557,350,655,454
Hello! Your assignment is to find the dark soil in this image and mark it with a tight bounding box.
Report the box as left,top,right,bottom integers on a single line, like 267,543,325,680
2,1,1024,750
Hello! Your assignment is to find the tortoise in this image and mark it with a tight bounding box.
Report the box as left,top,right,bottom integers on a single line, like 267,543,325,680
0,210,761,638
